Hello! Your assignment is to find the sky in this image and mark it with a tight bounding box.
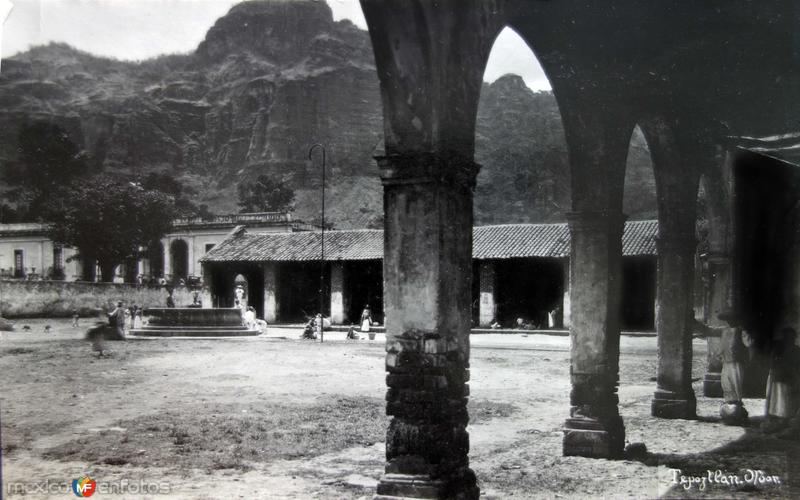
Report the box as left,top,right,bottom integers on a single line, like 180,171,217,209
0,0,551,91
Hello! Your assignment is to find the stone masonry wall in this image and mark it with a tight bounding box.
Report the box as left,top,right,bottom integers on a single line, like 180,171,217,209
0,280,197,318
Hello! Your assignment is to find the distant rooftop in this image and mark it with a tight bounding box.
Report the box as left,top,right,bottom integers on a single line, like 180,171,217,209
0,223,49,237
202,220,659,263
0,212,309,236
171,212,313,231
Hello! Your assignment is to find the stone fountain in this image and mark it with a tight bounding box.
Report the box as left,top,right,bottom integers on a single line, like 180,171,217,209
129,308,259,337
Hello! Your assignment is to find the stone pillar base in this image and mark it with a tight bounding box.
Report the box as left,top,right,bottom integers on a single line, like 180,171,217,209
563,416,624,459
375,472,478,500
703,371,722,397
651,389,697,419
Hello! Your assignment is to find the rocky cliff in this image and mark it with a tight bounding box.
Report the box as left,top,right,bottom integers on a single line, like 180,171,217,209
0,0,655,227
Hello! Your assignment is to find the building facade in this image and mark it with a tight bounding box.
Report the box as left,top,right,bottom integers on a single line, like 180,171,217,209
0,212,301,283
0,223,81,280
201,220,659,329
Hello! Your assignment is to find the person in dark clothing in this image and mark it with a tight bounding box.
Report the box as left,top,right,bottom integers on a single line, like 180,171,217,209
107,301,126,340
717,310,749,425
763,327,800,434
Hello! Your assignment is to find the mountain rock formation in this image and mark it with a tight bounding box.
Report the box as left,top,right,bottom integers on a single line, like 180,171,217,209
0,0,655,228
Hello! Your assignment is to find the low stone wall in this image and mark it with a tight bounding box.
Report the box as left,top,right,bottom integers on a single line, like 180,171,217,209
0,280,198,318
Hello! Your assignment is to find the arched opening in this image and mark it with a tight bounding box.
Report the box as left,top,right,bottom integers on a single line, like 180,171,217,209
475,26,564,225
81,256,96,282
124,256,138,284
170,239,189,282
205,265,265,318
233,273,248,309
472,26,568,328
148,241,164,281
621,124,657,331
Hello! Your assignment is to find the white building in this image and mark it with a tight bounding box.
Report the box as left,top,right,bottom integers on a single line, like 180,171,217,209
0,213,303,282
0,223,80,280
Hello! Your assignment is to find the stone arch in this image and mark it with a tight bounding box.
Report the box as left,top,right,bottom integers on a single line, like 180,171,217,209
170,239,189,282
473,25,569,329
476,25,567,222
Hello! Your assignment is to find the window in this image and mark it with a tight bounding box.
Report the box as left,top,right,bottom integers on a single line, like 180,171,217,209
13,249,23,278
205,243,215,253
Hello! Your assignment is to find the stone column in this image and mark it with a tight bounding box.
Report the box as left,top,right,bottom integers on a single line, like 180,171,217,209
563,210,626,459
263,262,277,323
162,238,171,280
330,262,345,324
376,153,479,500
478,261,496,327
199,262,213,309
187,237,195,278
699,153,733,398
562,258,571,329
642,120,705,419
703,253,731,396
651,232,698,419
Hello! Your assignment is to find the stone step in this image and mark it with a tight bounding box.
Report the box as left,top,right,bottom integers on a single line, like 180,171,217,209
129,328,259,337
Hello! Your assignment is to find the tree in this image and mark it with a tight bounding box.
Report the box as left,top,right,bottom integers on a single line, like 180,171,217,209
3,121,89,220
141,172,215,219
237,175,294,213
48,176,175,282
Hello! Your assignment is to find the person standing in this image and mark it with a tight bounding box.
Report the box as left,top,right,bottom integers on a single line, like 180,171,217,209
360,305,372,333
107,301,126,340
717,310,748,425
244,306,257,330
763,327,800,433
315,313,324,342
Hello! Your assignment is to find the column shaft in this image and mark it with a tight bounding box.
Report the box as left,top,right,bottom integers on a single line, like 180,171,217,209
562,258,571,329
162,238,171,280
563,210,625,459
478,261,496,327
330,262,345,324
652,234,698,418
199,262,212,309
263,263,277,323
703,255,731,396
376,153,479,500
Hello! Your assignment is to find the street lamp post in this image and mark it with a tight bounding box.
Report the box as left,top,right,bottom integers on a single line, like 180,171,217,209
308,143,326,342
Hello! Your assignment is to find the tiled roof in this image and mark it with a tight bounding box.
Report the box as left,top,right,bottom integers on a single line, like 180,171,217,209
203,229,383,262
622,220,659,256
472,224,569,259
202,220,659,263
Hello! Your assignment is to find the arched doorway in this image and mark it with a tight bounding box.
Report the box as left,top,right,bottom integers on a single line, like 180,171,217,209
170,239,189,282
148,241,164,280
621,124,657,331
233,274,248,309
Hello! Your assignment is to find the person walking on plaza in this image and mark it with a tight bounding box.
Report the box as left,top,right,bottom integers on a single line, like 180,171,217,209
717,310,749,425
71,309,79,328
107,301,126,340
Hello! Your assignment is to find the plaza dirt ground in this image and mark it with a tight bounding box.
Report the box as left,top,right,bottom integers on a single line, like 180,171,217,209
1,319,799,499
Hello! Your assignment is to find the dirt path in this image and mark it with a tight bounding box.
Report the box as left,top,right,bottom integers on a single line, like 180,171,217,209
2,319,798,498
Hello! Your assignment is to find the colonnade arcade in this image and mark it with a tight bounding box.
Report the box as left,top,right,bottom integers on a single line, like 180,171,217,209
358,1,798,498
